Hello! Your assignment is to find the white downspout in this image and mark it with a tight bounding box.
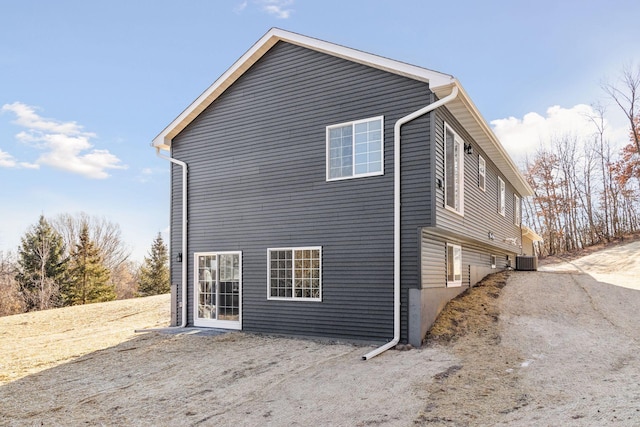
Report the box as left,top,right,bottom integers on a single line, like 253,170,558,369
362,85,459,360
156,148,188,328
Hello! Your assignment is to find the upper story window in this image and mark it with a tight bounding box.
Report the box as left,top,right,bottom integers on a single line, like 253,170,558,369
444,124,464,215
478,155,486,192
327,116,383,181
268,247,322,301
498,177,506,216
514,194,521,226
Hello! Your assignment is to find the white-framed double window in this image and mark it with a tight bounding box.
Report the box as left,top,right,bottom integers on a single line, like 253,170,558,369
498,177,506,217
327,116,383,180
478,155,486,192
267,247,322,301
447,243,462,287
444,124,464,215
514,195,521,226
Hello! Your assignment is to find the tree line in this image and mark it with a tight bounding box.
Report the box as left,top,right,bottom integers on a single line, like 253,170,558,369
523,65,640,255
0,213,169,316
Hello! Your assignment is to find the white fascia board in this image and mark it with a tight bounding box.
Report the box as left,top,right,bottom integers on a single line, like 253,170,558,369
277,28,454,86
152,30,280,149
522,226,544,242
432,83,533,197
152,28,455,149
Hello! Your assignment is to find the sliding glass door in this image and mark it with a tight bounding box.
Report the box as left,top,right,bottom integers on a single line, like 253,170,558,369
194,252,241,329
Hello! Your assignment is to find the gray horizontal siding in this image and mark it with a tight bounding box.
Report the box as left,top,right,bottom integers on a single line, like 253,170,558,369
420,229,514,289
170,41,433,343
433,107,523,254
420,236,446,289
399,112,432,342
169,163,183,327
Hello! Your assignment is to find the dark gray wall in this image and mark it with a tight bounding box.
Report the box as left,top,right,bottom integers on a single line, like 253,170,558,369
399,112,432,343
404,104,523,344
170,41,434,343
433,108,523,253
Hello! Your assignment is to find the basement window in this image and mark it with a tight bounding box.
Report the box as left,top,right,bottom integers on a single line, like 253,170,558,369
447,243,462,287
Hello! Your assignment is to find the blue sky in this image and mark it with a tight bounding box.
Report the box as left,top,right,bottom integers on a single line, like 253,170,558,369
1,0,639,261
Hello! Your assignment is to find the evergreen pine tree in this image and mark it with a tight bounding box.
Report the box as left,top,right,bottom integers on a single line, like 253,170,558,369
65,224,115,304
16,215,67,311
137,233,170,296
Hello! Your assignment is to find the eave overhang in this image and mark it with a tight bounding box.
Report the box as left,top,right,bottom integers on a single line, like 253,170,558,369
522,226,544,242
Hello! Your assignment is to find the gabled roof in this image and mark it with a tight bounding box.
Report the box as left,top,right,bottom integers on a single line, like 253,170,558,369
152,28,532,196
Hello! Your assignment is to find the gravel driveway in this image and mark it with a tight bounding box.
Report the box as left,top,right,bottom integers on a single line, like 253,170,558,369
1,241,639,426
421,240,640,426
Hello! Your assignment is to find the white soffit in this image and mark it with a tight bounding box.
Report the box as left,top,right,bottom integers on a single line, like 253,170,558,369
432,85,533,196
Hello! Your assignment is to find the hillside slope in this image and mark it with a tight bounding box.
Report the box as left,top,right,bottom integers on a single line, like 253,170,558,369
0,294,170,384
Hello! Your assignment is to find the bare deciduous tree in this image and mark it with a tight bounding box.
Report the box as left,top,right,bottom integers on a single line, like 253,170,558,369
0,251,24,316
603,63,640,154
52,212,131,271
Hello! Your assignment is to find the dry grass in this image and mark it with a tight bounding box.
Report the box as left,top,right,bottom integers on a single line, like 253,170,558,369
0,294,170,384
426,271,510,345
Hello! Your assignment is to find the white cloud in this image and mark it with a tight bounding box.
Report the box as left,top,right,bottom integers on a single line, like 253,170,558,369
259,0,294,19
1,102,126,179
0,148,38,170
0,149,17,168
19,162,40,169
135,167,154,183
234,0,248,13
491,104,628,163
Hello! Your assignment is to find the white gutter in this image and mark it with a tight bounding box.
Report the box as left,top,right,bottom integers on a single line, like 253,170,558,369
156,148,188,328
362,85,459,360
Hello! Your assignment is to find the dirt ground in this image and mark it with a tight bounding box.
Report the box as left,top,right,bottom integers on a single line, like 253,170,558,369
1,241,639,426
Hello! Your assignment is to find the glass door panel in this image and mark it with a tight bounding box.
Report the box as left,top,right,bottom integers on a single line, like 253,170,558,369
218,254,240,321
194,252,241,329
197,255,216,319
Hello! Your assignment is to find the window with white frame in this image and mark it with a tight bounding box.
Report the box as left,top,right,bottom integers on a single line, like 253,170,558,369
478,155,486,191
498,177,506,216
447,243,462,287
268,247,321,301
327,116,383,180
444,124,464,214
514,194,521,226
490,255,497,269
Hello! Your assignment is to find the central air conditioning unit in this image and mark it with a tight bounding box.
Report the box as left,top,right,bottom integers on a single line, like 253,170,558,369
516,256,538,271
